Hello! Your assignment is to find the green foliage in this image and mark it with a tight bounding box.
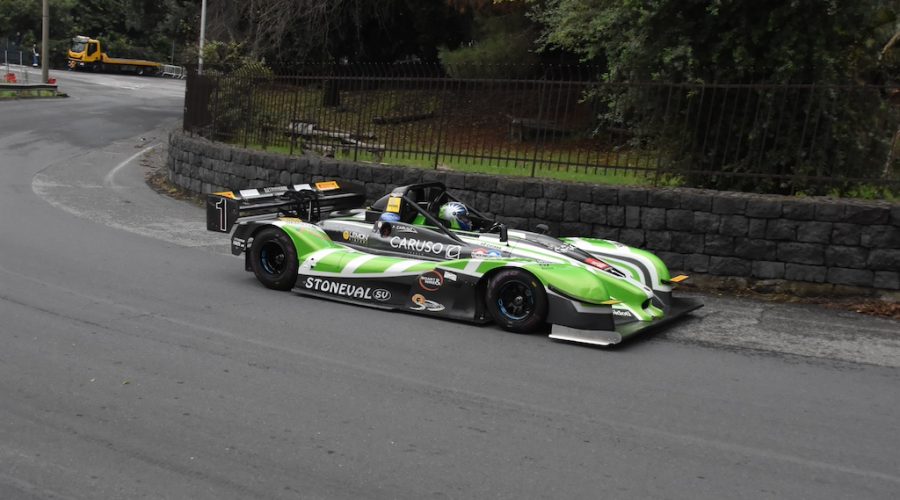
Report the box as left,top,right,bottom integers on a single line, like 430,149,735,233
531,0,900,195
439,11,539,78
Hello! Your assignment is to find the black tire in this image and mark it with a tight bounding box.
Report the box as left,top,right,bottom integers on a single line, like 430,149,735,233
485,269,549,333
249,228,299,291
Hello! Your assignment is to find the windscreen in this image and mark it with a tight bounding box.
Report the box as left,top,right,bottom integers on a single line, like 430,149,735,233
71,41,86,53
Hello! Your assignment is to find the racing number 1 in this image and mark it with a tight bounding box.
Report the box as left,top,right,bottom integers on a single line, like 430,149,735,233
215,198,227,232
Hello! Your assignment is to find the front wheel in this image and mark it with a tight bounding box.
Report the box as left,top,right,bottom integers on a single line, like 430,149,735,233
485,269,549,333
249,228,299,290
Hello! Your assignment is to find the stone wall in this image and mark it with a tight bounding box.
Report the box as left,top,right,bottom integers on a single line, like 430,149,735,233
168,130,900,291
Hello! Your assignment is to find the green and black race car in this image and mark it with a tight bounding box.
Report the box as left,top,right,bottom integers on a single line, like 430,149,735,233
207,180,701,346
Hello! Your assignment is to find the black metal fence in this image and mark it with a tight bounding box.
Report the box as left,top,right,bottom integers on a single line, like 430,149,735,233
183,64,900,196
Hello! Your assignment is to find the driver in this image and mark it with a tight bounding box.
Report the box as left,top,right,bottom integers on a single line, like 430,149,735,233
437,202,472,231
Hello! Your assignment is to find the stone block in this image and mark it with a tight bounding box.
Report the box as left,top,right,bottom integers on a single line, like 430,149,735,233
560,221,591,235
591,186,618,205
712,195,747,215
338,163,357,181
843,204,890,225
421,170,445,184
831,223,861,246
607,206,625,227
734,238,777,261
867,249,900,271
874,271,900,290
641,207,667,230
785,263,827,283
619,187,648,206
523,179,543,198
648,189,680,208
645,230,672,251
489,194,504,214
467,174,496,192
708,256,752,276
506,196,535,218
781,199,816,220
892,206,900,227
860,225,900,248
684,254,710,273
566,183,592,202
693,212,720,233
666,209,694,231
752,261,785,279
625,206,641,228
619,229,645,246
796,221,833,244
825,246,868,269
705,234,734,256
814,202,844,222
504,216,529,230
745,198,783,218
777,242,825,265
719,215,749,236
766,219,799,240
671,232,705,254
355,164,373,182
444,172,466,188
580,203,607,224
826,268,874,287
496,178,524,196
365,183,385,202
657,251,684,270
747,218,767,239
545,199,564,220
564,201,580,221
591,226,620,241
680,191,713,211
545,182,567,200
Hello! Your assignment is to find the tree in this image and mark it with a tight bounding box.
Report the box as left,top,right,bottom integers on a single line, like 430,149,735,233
529,0,900,194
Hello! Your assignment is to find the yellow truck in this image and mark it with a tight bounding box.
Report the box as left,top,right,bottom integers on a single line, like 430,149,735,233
67,35,161,75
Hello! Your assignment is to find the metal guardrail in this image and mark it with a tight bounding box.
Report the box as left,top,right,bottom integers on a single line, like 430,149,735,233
182,64,900,195
161,65,186,79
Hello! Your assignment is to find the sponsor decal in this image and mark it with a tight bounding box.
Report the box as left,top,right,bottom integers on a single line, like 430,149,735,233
373,289,392,301
471,247,502,259
341,230,369,245
551,244,575,253
586,257,610,270
410,293,445,312
394,225,418,234
443,271,457,282
315,180,340,191
418,270,444,291
390,237,462,259
262,186,289,194
303,277,380,300
612,308,633,318
386,196,402,213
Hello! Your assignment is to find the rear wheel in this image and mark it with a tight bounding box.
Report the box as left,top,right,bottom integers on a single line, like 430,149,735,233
485,269,549,333
249,228,298,290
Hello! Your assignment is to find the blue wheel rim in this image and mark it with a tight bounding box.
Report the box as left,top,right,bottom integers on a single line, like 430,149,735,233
260,242,286,275
497,280,534,321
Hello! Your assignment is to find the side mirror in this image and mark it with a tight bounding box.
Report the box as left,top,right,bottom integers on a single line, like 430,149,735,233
378,221,392,237
535,223,549,235
499,224,508,243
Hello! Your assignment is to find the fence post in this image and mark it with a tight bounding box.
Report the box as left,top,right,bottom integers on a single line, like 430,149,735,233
433,72,449,169
244,77,253,149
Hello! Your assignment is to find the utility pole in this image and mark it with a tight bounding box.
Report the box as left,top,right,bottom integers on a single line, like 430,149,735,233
198,0,207,75
41,0,49,83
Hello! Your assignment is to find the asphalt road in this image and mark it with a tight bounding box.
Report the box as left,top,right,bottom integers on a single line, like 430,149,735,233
1,69,899,500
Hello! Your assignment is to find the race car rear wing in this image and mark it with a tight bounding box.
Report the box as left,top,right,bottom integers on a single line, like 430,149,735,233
206,180,366,233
